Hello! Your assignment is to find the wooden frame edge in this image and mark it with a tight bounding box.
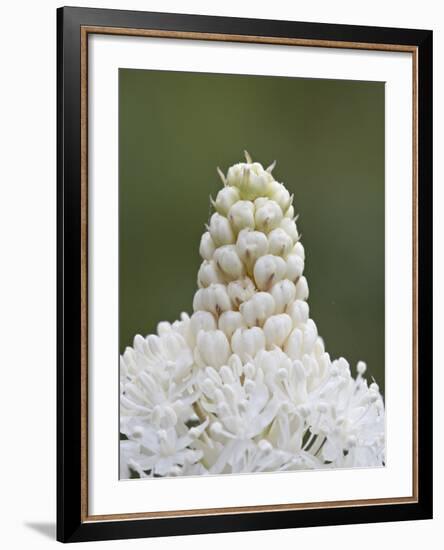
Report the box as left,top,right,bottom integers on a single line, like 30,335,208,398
79,25,420,526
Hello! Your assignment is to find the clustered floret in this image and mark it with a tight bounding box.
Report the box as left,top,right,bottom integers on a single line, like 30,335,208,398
120,153,385,478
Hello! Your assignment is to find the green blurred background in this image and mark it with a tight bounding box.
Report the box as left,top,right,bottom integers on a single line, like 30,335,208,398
119,69,385,393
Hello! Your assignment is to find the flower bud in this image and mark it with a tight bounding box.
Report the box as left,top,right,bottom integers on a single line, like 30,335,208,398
254,200,283,233
287,300,309,325
227,276,255,308
156,321,172,336
267,228,293,257
197,260,224,287
193,284,232,315
236,229,268,270
253,254,287,291
228,200,255,232
295,276,309,300
228,353,243,377
246,170,272,200
226,163,248,187
286,254,304,282
284,328,303,359
208,213,235,246
303,319,318,354
196,330,230,368
231,326,265,361
263,314,292,348
227,162,272,200
357,361,367,375
270,182,292,212
199,231,215,261
284,204,295,219
292,241,305,260
213,245,245,280
240,292,275,327
218,311,246,339
271,279,296,313
279,217,299,242
213,186,240,215
190,311,217,339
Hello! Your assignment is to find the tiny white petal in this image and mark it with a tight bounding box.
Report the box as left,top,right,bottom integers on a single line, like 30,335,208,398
196,330,230,368
240,292,275,327
208,213,235,246
197,260,224,287
268,228,293,257
253,254,287,291
227,277,255,308
236,228,268,269
218,311,246,339
199,231,216,261
213,245,245,280
271,279,296,313
254,200,283,233
286,254,304,282
231,326,266,361
279,217,299,242
263,314,293,348
295,276,309,300
213,186,240,215
228,200,255,232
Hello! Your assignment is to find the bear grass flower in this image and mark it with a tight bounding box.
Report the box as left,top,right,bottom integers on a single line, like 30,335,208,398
120,152,385,478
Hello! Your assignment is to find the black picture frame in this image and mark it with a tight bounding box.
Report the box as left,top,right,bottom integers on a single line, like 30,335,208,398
57,6,433,543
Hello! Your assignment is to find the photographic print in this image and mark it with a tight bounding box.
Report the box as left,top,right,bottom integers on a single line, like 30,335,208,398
118,69,385,479
58,8,432,541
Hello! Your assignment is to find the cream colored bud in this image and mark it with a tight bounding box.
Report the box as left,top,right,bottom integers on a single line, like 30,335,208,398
263,313,292,348
196,330,230,368
227,162,273,200
213,245,245,280
240,292,275,327
213,186,240,215
192,283,232,315
284,204,295,219
284,328,303,359
231,326,265,361
254,200,283,233
253,254,287,291
228,200,255,232
286,254,304,282
218,311,246,339
156,321,172,336
270,183,292,212
226,162,248,187
197,260,224,287
245,170,272,200
208,213,235,246
227,353,243,377
279,217,299,242
199,231,215,261
270,279,296,313
254,197,268,209
295,276,309,300
190,311,217,340
267,228,293,257
303,319,318,354
292,241,305,260
287,300,309,325
227,276,255,308
236,229,268,269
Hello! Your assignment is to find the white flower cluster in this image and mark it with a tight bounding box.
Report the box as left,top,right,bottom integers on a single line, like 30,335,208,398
120,153,385,479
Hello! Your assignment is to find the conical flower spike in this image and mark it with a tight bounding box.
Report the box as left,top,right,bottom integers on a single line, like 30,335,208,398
120,154,385,478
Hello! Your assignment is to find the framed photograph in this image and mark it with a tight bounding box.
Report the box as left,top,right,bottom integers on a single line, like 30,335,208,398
57,6,433,543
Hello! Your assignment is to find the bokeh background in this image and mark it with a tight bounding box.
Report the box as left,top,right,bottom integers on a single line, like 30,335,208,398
119,69,385,394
